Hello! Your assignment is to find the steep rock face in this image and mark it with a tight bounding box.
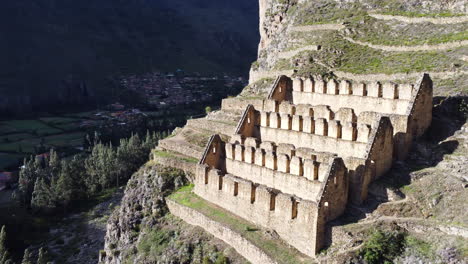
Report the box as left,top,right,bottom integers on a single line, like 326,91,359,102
102,165,187,263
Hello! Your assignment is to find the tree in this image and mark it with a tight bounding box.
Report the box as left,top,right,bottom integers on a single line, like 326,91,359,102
31,178,53,212
0,226,12,264
205,106,212,114
37,247,48,264
21,248,33,264
54,166,74,211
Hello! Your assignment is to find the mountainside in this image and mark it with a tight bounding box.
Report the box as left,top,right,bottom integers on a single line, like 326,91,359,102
0,0,259,115
102,0,468,263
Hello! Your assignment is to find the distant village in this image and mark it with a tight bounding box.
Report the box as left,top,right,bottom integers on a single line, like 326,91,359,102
119,70,247,107
0,71,247,192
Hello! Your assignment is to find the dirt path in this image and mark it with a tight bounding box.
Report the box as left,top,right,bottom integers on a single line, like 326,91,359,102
369,14,468,24
344,37,468,52
290,23,344,32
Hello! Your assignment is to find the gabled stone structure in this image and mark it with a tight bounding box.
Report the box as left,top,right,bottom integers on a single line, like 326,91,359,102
193,74,433,257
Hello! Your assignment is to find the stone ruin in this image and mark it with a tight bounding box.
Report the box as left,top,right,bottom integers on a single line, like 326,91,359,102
193,74,433,257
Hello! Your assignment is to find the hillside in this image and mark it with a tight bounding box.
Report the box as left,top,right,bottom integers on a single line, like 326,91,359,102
102,0,468,263
0,0,259,115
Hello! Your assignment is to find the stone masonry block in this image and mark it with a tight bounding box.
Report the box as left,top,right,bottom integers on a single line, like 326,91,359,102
313,105,333,120
292,115,302,132
290,156,303,176
302,116,315,133
235,144,244,161
304,78,314,93
382,83,398,99
279,101,295,115
239,180,252,202
276,193,293,220
303,159,319,181
264,99,278,112
295,104,314,117
353,83,367,96
293,78,303,92
229,134,243,144
260,141,275,152
327,79,339,95
277,154,290,173
280,113,292,130
357,123,371,142
208,169,222,190
254,148,265,166
339,80,352,95
328,120,342,138
265,151,277,170
260,111,269,127
335,108,356,123
342,122,357,141
296,148,315,160
222,175,236,196
244,146,255,164
277,143,295,157
225,142,235,159
368,82,382,97
245,137,259,148
399,84,413,100
315,80,326,93
270,112,281,128
196,164,209,185
315,118,328,136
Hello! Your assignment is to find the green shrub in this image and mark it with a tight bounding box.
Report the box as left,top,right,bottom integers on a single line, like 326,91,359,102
359,230,406,264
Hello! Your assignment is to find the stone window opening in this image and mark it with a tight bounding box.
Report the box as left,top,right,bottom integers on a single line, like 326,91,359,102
213,147,216,154
204,172,209,185
292,200,299,219
234,182,239,196
250,185,257,204
219,176,223,190
270,193,277,211
334,176,337,185
247,117,251,124
324,201,329,207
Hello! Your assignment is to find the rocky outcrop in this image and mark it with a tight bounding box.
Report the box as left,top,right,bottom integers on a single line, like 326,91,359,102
101,165,187,263
101,164,247,264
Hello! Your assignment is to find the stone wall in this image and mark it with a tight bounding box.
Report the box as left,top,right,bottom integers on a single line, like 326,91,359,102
194,167,321,257
290,77,414,116
167,200,278,264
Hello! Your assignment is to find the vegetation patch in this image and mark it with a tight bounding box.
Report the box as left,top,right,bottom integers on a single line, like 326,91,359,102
346,17,468,46
153,150,199,164
358,229,406,264
293,1,367,25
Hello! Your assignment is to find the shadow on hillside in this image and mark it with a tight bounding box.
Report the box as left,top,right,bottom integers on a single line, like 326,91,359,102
324,95,467,248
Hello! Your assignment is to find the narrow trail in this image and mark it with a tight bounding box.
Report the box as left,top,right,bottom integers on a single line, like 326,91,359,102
369,13,468,24
344,37,468,52
290,23,344,32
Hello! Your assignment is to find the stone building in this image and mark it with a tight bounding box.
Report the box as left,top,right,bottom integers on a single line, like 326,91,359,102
192,73,433,257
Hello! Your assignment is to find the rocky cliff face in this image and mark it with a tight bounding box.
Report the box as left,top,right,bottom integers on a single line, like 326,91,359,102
101,164,246,264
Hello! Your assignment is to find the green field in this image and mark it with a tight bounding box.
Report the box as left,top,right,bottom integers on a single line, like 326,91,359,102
0,113,93,170
0,120,62,136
